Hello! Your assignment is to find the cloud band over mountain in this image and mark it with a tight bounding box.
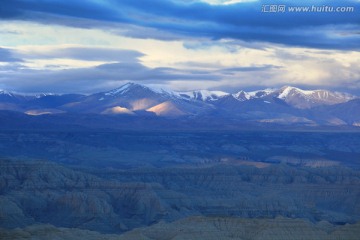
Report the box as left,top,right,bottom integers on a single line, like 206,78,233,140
0,0,359,94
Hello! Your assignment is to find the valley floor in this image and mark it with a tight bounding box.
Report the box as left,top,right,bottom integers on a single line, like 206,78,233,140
0,130,359,239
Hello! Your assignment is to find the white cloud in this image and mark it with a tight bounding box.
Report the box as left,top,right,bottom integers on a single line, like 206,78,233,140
0,20,359,93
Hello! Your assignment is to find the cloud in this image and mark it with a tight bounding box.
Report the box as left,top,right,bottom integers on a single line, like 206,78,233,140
17,47,145,62
0,48,23,62
220,65,281,74
1,1,359,94
0,61,221,93
1,52,359,94
1,42,359,94
1,0,359,50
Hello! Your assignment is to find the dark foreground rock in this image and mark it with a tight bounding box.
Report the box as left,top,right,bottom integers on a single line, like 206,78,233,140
1,159,360,235
1,217,359,240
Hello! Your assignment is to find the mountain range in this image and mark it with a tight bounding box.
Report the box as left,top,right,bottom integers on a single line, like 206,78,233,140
1,83,359,127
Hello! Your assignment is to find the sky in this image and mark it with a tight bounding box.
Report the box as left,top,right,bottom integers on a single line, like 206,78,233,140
0,0,359,94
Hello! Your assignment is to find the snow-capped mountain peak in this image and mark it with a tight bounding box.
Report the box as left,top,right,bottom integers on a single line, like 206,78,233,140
0,83,359,124
233,88,275,101
232,90,250,101
277,86,315,99
247,88,275,98
179,90,229,101
104,82,139,96
101,82,177,99
0,90,15,97
146,85,180,98
35,93,57,99
275,86,356,108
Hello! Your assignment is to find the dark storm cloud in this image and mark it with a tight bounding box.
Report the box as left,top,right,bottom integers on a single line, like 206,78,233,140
1,0,359,50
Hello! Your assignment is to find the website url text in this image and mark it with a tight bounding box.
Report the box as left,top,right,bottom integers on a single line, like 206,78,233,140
261,5,355,13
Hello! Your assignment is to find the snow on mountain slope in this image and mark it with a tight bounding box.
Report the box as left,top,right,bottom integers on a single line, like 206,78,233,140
104,83,135,96
0,90,15,97
10,82,354,109
233,89,275,101
0,83,358,124
231,86,354,108
1,90,56,99
0,90,33,102
179,90,229,102
58,83,213,115
60,83,173,113
0,91,36,112
232,91,250,101
101,82,178,100
35,93,57,99
275,86,355,109
101,83,229,103
101,82,157,98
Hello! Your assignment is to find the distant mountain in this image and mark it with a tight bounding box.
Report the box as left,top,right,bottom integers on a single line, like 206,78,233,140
60,82,170,114
271,86,355,109
0,90,85,113
311,98,360,126
232,89,275,101
179,90,229,102
229,86,354,109
0,90,33,111
0,90,32,103
28,94,85,108
59,82,213,116
0,83,358,126
147,101,187,117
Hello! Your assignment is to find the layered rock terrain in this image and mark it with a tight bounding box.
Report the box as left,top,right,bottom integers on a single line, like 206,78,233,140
1,159,360,236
